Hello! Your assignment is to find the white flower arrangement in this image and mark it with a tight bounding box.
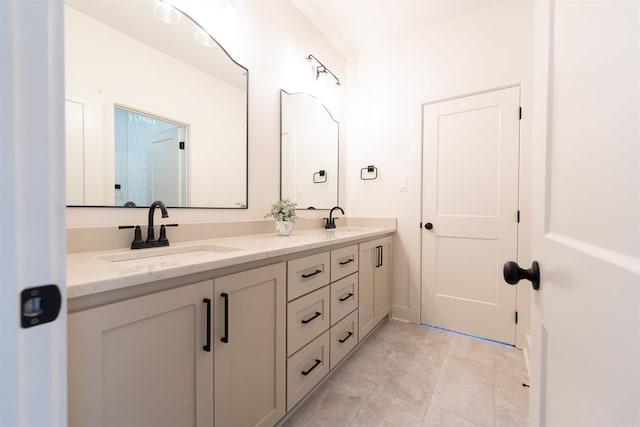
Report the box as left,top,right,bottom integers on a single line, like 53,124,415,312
265,199,300,223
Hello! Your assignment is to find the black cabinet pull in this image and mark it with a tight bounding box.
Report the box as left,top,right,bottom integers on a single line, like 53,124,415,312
301,359,322,376
203,298,211,352
339,292,354,302
221,292,229,343
338,331,353,343
375,245,383,267
339,258,354,265
301,311,321,324
301,269,322,278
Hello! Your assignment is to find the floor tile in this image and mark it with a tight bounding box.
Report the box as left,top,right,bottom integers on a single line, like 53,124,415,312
430,357,495,426
281,320,529,427
422,405,488,427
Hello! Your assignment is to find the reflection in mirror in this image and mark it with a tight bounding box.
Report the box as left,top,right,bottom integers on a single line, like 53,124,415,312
114,107,187,207
64,0,248,208
280,90,339,210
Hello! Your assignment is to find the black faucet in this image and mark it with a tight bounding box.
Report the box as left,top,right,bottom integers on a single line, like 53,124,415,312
119,201,178,249
324,206,344,229
146,200,169,244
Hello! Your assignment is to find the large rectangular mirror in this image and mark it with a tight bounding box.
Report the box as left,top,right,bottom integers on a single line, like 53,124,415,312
280,90,339,210
64,0,248,208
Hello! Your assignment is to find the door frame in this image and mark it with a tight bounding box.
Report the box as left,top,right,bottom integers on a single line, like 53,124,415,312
419,84,531,349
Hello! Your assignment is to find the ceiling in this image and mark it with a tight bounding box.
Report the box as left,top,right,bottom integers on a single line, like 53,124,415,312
290,0,495,56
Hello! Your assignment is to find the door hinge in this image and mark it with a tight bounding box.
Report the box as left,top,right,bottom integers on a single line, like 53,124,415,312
179,141,185,150
517,210,520,223
519,107,522,120
515,311,519,324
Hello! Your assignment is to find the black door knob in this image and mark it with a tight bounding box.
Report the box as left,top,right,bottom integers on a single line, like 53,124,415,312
503,261,540,290
424,222,433,230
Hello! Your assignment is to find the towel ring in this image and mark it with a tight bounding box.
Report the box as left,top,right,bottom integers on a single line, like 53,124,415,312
313,170,327,183
360,165,378,181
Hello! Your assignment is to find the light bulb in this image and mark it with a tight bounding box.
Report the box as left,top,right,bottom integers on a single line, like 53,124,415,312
154,0,181,24
194,27,214,47
318,70,330,83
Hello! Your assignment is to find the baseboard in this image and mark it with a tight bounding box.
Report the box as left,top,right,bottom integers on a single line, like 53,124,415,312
524,333,532,379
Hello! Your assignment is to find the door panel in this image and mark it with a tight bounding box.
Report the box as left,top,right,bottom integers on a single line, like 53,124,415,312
436,106,501,217
421,86,520,344
149,127,183,206
435,236,498,304
529,1,640,425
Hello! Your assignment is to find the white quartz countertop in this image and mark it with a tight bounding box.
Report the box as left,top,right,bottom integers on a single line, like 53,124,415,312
67,225,395,299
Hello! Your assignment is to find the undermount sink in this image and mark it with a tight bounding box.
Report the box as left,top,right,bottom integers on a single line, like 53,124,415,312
97,244,240,268
325,227,363,237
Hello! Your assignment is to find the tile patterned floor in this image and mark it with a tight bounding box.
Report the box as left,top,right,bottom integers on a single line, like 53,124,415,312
281,320,528,427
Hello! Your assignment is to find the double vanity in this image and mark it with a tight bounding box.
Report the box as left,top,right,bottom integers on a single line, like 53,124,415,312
67,219,395,427
63,0,377,424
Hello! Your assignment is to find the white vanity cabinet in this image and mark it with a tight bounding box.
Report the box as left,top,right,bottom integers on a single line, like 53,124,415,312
67,226,395,427
214,263,286,427
68,280,214,427
285,244,362,411
358,236,392,340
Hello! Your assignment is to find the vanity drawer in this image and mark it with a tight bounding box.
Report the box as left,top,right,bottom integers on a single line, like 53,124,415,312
330,245,359,282
287,286,330,357
286,330,330,412
330,273,358,326
287,252,331,301
330,310,358,370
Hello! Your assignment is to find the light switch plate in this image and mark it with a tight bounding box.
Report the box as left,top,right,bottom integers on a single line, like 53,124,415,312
399,179,408,192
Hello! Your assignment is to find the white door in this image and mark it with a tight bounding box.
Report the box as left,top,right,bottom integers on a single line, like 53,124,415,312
149,127,184,206
0,0,66,425
421,86,520,344
528,1,640,426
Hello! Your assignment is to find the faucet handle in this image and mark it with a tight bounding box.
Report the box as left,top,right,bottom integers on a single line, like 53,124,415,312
158,225,169,244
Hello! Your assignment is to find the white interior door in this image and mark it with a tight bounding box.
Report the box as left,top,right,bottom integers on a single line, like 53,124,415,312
421,86,520,344
0,0,66,425
528,1,640,426
149,127,184,206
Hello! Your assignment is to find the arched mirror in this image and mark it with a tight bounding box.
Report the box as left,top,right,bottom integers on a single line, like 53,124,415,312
64,0,248,208
280,90,339,210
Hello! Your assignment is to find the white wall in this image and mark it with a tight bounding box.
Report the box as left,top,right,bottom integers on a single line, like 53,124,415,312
344,0,534,339
66,0,345,226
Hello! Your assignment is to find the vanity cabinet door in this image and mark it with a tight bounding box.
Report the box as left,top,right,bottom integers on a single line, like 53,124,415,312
358,236,392,340
68,280,214,427
214,262,286,427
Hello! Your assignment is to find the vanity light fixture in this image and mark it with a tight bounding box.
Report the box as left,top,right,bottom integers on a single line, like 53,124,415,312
153,0,181,25
306,54,341,88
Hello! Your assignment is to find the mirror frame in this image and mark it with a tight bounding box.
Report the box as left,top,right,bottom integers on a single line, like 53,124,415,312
279,89,339,210
65,1,249,210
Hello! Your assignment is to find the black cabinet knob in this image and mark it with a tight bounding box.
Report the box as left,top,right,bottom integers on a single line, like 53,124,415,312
503,261,540,290
424,222,433,230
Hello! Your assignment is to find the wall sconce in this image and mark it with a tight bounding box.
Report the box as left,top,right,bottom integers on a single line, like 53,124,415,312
306,54,341,88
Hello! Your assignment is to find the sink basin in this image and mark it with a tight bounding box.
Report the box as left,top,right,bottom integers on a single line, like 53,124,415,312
97,244,240,268
324,227,364,238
